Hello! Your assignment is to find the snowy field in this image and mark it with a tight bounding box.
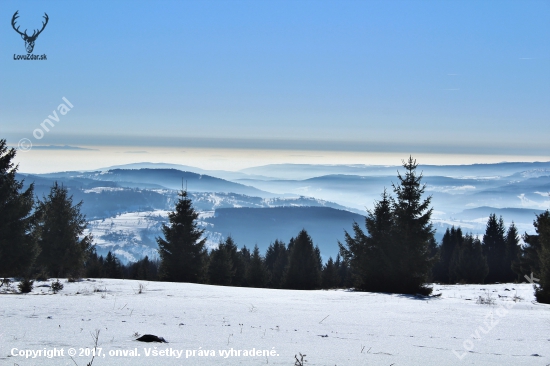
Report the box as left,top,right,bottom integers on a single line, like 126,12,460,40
1,280,549,366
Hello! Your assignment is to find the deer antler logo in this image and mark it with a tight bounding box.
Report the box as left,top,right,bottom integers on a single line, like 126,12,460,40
11,10,49,54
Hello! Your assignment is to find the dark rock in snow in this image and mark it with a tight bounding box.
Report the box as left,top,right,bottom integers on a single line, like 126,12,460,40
136,334,168,343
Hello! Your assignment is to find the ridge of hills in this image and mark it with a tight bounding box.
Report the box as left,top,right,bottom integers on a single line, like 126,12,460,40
15,161,550,263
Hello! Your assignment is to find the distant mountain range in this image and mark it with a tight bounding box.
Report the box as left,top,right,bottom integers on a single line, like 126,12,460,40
96,162,268,181
451,206,546,222
239,162,550,180
15,161,550,263
40,169,273,197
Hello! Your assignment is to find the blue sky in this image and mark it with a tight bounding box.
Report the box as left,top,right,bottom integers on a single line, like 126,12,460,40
1,0,549,171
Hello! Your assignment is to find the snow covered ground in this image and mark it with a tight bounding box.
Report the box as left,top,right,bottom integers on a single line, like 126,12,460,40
1,280,549,365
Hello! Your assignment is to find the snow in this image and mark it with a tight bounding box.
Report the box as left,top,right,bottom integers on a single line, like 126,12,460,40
425,185,477,194
518,194,550,210
85,211,171,262
1,280,548,365
83,187,126,194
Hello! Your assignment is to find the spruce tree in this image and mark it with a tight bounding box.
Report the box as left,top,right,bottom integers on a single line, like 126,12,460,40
340,189,394,292
390,156,435,295
239,245,251,287
482,214,507,283
340,158,435,294
208,241,234,286
240,245,251,263
157,190,207,282
246,244,267,288
283,230,321,290
222,236,245,286
321,257,340,289
334,253,352,288
433,227,462,283
35,182,92,278
84,247,103,278
264,239,288,288
504,222,520,282
0,139,39,277
104,251,123,278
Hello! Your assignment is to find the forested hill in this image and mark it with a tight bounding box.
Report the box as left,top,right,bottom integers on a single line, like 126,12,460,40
203,206,365,260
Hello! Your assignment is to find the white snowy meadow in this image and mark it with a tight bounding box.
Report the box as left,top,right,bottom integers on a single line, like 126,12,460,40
1,279,548,365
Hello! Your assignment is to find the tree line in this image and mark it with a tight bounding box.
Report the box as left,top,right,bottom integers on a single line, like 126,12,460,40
1,139,549,303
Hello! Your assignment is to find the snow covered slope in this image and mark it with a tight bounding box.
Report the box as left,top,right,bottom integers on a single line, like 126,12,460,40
1,280,548,365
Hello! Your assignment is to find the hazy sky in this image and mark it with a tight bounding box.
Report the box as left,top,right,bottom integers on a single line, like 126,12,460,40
1,0,549,172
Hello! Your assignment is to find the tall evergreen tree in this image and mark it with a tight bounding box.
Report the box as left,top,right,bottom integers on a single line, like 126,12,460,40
240,245,251,263
334,253,352,288
264,239,288,288
340,158,435,294
321,257,340,289
208,241,234,286
104,251,123,278
433,227,462,283
157,190,207,282
222,236,246,286
239,245,252,286
390,157,435,295
284,230,321,290
84,247,103,278
340,189,394,292
246,244,267,288
0,139,39,277
449,233,488,284
482,214,507,283
504,222,520,282
35,182,92,278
